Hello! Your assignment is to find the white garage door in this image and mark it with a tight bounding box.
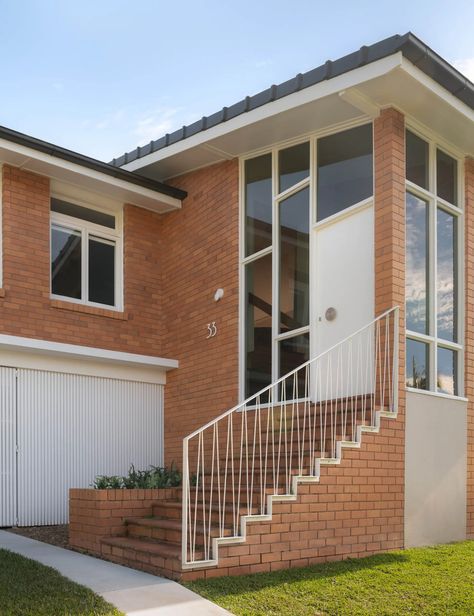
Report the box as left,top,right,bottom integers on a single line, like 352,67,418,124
0,367,164,527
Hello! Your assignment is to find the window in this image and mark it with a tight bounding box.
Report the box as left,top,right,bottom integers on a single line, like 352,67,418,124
243,142,311,399
317,123,373,221
50,197,122,309
405,130,462,396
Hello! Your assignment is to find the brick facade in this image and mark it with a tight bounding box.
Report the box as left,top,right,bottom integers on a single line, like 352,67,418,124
0,164,165,355
465,156,474,538
162,160,240,463
372,107,406,551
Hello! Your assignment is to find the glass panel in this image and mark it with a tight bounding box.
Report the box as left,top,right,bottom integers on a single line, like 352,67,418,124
406,193,429,335
51,198,115,229
437,347,457,395
317,123,373,221
437,149,458,205
279,333,310,399
279,187,309,333
88,237,115,306
51,226,82,299
245,254,272,397
437,209,457,342
406,338,429,390
245,154,272,256
279,142,310,193
406,131,428,189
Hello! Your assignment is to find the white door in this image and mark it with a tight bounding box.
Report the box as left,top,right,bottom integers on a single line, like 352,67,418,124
0,368,17,527
313,205,374,398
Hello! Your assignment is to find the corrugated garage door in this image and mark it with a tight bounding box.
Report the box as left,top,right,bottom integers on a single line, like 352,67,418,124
0,367,164,527
0,368,17,527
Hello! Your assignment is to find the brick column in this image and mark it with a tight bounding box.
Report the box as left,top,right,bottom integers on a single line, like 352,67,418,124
465,156,474,538
373,107,406,549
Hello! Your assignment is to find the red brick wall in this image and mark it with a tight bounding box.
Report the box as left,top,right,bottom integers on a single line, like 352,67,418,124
69,487,179,553
372,107,406,551
465,156,474,538
162,160,240,463
0,164,165,355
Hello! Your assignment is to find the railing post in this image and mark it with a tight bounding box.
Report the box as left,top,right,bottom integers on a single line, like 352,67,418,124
393,306,400,414
181,437,189,566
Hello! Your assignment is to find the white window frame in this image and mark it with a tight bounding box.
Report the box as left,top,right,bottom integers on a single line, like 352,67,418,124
50,194,123,311
405,122,465,398
239,117,375,401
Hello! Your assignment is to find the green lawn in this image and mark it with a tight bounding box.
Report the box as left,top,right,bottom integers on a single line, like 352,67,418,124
187,541,474,616
0,548,123,616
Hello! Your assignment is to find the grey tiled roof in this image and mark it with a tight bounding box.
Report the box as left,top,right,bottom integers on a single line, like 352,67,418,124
111,32,474,168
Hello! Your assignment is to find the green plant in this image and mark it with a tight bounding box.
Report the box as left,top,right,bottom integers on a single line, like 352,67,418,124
92,462,182,489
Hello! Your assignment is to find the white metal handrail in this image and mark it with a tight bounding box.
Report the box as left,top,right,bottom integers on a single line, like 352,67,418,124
182,307,399,567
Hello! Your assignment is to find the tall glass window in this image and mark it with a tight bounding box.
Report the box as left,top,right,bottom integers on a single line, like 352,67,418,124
405,130,461,395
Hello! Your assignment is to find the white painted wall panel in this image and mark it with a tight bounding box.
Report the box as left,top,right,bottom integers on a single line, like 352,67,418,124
0,368,16,527
16,370,164,526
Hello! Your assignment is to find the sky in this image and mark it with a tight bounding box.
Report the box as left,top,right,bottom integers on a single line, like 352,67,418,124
0,0,473,163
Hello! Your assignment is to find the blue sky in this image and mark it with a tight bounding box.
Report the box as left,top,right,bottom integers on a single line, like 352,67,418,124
0,0,473,162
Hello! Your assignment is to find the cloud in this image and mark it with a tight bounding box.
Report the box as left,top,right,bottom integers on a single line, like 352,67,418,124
95,109,126,130
132,107,183,145
453,57,474,82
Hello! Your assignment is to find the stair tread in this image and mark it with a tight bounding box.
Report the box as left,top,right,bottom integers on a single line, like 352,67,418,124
102,536,182,559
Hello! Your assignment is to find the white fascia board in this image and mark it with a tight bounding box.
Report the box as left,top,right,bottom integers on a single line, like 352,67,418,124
0,333,178,371
122,53,404,172
400,57,474,123
0,138,182,212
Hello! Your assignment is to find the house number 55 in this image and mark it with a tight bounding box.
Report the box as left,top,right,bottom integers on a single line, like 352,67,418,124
206,322,217,339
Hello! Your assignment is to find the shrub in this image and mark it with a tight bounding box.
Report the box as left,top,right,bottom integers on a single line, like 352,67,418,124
92,462,181,489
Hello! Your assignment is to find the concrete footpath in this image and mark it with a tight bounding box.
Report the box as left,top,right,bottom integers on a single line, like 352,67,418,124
0,530,232,616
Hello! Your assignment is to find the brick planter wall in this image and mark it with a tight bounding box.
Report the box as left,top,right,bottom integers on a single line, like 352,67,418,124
69,488,180,554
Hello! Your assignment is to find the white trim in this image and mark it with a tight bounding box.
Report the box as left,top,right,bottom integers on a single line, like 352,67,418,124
0,139,182,213
123,54,403,172
312,197,373,231
406,386,468,403
400,57,474,124
0,333,178,371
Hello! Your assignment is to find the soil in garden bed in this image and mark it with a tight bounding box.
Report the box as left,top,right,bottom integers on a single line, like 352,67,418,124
6,525,69,549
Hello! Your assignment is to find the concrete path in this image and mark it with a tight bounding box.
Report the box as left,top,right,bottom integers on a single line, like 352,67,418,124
0,530,232,616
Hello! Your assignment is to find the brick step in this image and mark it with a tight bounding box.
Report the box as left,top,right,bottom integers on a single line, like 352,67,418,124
101,535,204,579
126,516,235,544
152,499,261,522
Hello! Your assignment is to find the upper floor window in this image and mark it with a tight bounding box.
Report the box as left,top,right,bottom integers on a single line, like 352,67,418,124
50,197,122,309
405,129,462,396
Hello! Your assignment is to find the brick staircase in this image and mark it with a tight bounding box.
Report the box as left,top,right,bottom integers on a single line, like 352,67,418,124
98,308,400,580
99,406,397,581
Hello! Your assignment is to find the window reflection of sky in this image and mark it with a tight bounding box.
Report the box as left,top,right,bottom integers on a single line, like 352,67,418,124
406,193,428,334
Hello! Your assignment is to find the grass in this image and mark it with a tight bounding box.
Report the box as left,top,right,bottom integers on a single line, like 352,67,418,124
187,541,474,615
0,548,123,616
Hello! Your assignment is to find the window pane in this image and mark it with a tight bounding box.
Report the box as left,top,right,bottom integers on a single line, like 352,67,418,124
51,226,82,299
406,131,428,189
279,333,310,399
406,193,429,334
245,254,272,397
279,187,309,333
317,123,373,221
406,338,429,390
437,209,457,342
279,142,309,193
437,347,457,395
51,198,115,229
437,149,458,205
88,237,115,306
245,154,272,256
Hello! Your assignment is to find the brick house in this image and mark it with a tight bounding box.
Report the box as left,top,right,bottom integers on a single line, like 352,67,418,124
0,32,473,579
